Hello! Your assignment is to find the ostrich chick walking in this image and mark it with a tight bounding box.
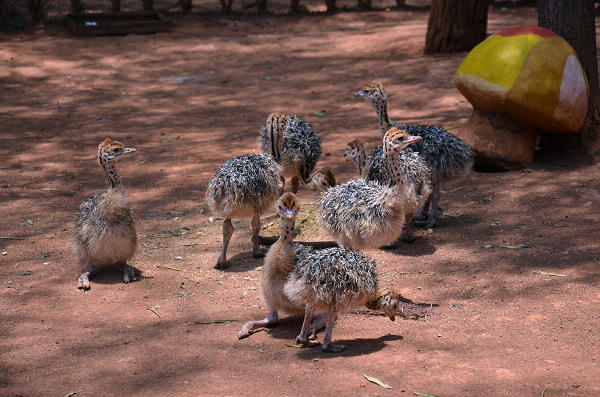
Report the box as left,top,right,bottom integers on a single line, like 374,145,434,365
73,138,137,290
285,248,399,353
206,154,281,269
319,129,422,250
355,80,474,228
238,193,314,339
259,112,323,195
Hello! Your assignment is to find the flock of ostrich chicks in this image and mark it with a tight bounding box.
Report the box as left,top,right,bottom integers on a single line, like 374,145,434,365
73,81,474,353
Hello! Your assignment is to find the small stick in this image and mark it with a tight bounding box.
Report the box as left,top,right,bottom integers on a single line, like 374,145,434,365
157,264,184,271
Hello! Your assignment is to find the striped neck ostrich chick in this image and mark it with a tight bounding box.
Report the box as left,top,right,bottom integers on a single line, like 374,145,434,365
355,81,474,228
206,154,282,269
344,138,431,243
318,128,422,250
238,193,316,339
259,112,323,195
285,248,399,353
73,138,137,290
304,168,336,192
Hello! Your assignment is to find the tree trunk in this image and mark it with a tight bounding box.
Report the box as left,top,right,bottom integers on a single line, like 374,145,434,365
71,0,83,14
538,0,599,150
424,0,489,55
27,0,41,23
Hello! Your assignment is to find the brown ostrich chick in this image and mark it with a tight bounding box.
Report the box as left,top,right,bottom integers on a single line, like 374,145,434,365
73,138,137,290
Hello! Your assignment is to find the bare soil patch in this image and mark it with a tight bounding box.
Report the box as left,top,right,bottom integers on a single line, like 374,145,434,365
1,7,599,396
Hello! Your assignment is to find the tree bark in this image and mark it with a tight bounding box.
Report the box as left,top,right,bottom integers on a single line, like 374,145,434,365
27,0,42,23
538,0,599,149
424,0,489,55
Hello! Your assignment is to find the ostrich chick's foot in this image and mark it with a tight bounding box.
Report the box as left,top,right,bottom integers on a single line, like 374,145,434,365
400,233,416,243
239,311,278,339
296,336,321,348
214,258,231,269
412,209,429,224
252,247,267,258
413,208,442,228
77,271,92,290
118,264,136,284
323,343,346,353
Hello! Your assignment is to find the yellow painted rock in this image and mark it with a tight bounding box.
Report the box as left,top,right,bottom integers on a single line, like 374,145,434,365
455,25,588,133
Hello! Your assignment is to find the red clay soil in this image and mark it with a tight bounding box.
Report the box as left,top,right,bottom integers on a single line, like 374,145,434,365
1,7,599,397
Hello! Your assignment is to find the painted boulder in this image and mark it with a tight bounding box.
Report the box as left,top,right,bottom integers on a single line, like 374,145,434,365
455,25,588,134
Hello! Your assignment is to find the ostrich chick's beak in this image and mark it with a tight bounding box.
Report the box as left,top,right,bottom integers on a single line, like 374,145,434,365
279,209,297,220
405,135,422,145
383,300,398,322
122,147,136,155
354,90,365,98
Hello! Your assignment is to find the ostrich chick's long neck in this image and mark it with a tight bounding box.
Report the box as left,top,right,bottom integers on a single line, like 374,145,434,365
380,129,421,210
102,159,122,191
353,142,367,177
372,97,393,137
279,215,296,247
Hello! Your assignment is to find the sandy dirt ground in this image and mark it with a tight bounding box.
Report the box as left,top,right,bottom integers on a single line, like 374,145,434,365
1,6,600,396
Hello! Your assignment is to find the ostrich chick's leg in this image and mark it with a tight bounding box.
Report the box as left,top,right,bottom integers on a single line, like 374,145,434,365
423,185,442,228
414,185,443,228
290,176,300,194
238,310,278,339
117,262,136,284
296,305,320,347
216,218,234,269
322,310,345,353
251,211,266,258
401,213,417,243
77,267,95,290
413,195,432,224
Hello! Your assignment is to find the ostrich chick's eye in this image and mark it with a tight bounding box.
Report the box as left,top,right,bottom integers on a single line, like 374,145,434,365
113,148,119,152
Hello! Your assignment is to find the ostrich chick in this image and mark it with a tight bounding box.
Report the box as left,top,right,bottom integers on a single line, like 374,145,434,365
304,168,337,192
259,112,322,195
319,129,422,250
238,192,315,339
73,138,137,290
285,239,399,353
355,80,474,228
344,138,431,243
206,154,281,269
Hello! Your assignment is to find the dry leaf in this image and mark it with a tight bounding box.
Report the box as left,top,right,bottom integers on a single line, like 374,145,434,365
500,244,524,250
363,374,392,389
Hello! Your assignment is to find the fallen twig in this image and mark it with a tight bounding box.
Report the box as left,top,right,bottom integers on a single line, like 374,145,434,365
157,264,184,272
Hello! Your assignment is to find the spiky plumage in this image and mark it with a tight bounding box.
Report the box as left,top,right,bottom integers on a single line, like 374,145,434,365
319,129,422,250
284,220,399,353
206,154,281,268
259,113,322,194
356,80,474,227
207,154,281,219
285,247,378,313
73,138,137,290
345,138,431,242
